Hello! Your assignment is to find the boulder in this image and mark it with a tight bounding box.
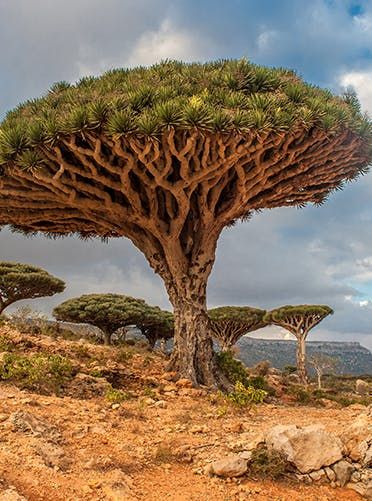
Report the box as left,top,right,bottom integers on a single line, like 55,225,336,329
341,414,372,462
309,469,326,482
265,424,343,473
332,460,354,487
208,455,248,478
356,379,370,396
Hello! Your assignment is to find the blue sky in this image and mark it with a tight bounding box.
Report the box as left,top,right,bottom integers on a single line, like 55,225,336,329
0,0,372,353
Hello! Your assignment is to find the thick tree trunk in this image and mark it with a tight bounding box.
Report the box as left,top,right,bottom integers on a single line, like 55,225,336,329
103,331,112,346
317,372,322,390
296,335,307,385
166,275,228,389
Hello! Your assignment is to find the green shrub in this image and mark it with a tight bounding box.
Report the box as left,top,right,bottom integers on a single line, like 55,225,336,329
216,351,250,386
288,386,311,404
0,352,73,394
225,381,267,408
105,387,131,404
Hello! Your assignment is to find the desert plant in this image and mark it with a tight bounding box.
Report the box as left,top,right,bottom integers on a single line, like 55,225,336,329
264,305,333,384
1,60,370,387
0,262,65,314
216,350,250,387
209,306,266,351
249,447,289,479
105,386,131,403
0,352,73,394
225,381,267,408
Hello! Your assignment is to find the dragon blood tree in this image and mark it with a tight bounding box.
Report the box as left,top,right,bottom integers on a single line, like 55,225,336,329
53,293,155,345
209,306,266,351
0,261,65,314
0,60,370,386
137,309,174,349
264,305,334,384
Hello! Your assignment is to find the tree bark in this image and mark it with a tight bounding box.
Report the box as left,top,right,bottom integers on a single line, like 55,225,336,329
103,331,112,346
296,334,308,385
317,371,322,390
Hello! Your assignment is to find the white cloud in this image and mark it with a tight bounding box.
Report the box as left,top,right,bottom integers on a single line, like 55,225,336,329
340,70,372,114
126,19,206,66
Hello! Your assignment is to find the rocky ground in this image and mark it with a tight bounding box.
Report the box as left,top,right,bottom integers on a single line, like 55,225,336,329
0,326,370,500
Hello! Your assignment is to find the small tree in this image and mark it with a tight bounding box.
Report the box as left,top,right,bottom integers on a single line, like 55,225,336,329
0,262,65,314
309,353,338,390
208,306,266,351
53,293,154,345
137,308,174,350
264,305,333,384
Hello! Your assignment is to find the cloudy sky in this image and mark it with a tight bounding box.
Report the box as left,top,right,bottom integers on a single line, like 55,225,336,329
0,0,372,350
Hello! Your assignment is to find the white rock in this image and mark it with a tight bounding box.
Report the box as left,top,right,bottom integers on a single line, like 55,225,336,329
324,466,336,482
356,379,370,395
209,455,248,478
341,414,372,462
265,424,343,473
309,469,326,482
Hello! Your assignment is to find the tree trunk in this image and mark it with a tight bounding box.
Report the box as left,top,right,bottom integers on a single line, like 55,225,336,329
317,372,322,390
296,335,307,385
167,282,228,389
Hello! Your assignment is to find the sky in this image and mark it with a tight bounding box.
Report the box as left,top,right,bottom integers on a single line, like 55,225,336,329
0,0,372,350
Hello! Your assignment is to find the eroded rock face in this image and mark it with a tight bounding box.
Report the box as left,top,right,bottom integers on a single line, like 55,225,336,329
11,411,62,443
208,455,248,478
265,424,343,473
341,414,372,462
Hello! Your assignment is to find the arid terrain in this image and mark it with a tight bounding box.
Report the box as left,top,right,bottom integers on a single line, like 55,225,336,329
0,326,369,501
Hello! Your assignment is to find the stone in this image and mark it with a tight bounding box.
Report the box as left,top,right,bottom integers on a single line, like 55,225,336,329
36,442,70,470
101,469,132,500
11,411,62,443
351,471,361,483
242,433,265,451
0,415,8,423
111,404,120,410
346,481,370,499
332,460,354,487
341,413,371,462
238,451,252,461
265,424,343,473
176,378,193,388
356,379,370,395
295,473,312,484
0,489,27,501
309,469,326,482
153,400,167,408
324,466,336,482
209,455,248,478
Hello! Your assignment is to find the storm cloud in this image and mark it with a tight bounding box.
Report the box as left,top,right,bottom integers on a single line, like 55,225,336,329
0,0,371,349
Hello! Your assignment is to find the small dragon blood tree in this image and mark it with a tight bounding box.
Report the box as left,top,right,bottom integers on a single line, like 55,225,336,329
137,309,174,349
264,305,334,384
0,261,65,314
53,293,158,345
209,306,266,351
0,60,370,386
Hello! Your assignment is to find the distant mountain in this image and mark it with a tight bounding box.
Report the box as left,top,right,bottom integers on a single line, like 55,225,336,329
236,337,372,376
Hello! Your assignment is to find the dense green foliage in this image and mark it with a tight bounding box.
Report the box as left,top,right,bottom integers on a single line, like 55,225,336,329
0,59,370,167
54,293,149,336
208,305,266,324
264,305,334,324
0,352,73,394
0,262,65,313
216,350,250,386
225,381,267,407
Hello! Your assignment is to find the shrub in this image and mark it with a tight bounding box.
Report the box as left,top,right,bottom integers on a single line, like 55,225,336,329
252,360,271,376
115,348,133,364
283,365,297,375
249,447,289,479
225,381,267,408
288,386,311,404
0,352,73,394
105,387,131,404
216,350,250,386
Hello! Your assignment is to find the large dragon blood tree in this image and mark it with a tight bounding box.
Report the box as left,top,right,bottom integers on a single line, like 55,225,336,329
0,60,370,386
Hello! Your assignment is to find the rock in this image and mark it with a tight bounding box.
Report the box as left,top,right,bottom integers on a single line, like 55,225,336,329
153,400,167,408
309,469,326,482
11,411,62,443
111,404,120,410
341,413,372,462
0,415,8,423
351,471,361,483
324,466,336,482
162,384,177,393
36,442,70,470
295,473,312,484
189,425,208,434
332,460,354,487
101,469,132,500
143,398,156,405
356,379,370,395
346,481,372,499
238,451,252,461
242,433,265,451
176,378,193,388
0,489,27,501
67,373,111,399
208,455,248,478
265,424,343,473
364,445,372,467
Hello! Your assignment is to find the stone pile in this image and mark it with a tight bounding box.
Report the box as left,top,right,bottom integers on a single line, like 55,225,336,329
207,407,371,499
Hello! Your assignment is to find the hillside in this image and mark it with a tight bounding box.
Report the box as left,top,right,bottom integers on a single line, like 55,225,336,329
0,326,370,500
237,338,372,375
